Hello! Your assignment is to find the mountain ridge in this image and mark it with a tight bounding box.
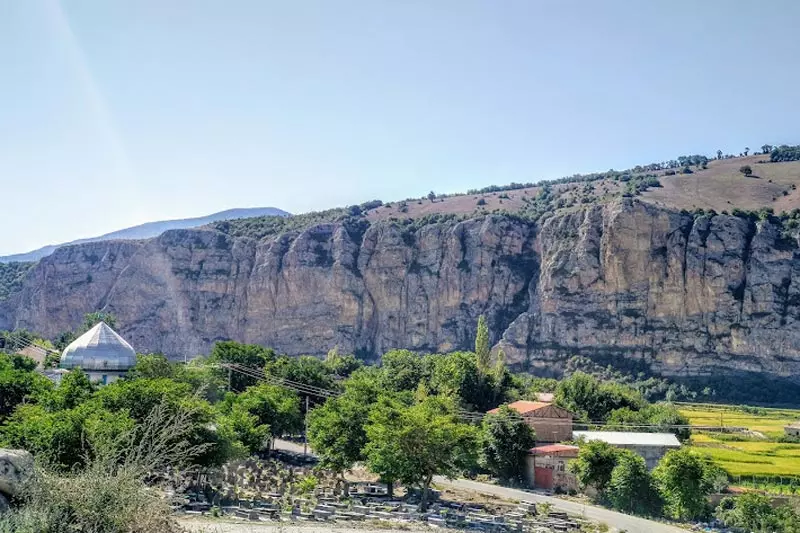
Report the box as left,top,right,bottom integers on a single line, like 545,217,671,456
0,207,290,263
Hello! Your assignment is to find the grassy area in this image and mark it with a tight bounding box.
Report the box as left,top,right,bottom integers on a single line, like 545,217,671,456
679,403,800,492
642,156,800,213
679,403,800,439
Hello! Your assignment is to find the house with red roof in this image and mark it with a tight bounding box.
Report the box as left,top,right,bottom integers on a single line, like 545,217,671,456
525,444,580,492
488,400,574,443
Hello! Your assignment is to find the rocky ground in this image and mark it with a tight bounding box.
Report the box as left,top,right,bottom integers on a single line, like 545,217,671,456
180,517,428,533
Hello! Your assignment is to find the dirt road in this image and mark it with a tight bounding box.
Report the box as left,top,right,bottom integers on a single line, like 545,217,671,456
272,439,689,532
433,477,689,533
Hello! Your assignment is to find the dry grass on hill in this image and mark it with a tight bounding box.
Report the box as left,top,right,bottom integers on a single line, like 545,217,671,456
362,155,800,223
641,155,800,213
365,186,540,221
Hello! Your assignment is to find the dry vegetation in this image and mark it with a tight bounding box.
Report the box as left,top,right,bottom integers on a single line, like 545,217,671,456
642,156,800,213
363,156,800,224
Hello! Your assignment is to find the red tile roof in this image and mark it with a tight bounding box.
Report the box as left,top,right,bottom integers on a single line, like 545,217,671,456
529,444,580,457
487,400,551,415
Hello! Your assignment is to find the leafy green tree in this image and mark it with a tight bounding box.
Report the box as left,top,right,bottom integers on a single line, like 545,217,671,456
555,372,644,421
54,330,77,351
479,405,535,484
607,403,690,441
653,448,714,520
0,402,134,471
717,149,723,160
492,348,506,389
232,382,302,438
324,349,363,378
570,439,620,493
216,402,270,454
45,368,96,411
739,165,753,177
0,352,53,420
475,315,490,374
343,366,385,403
365,395,478,510
308,393,370,478
82,311,117,331
605,450,662,516
265,355,337,404
209,341,276,391
178,356,227,402
95,378,194,422
427,191,436,202
744,147,750,156
128,353,175,380
379,349,427,392
714,493,800,533
761,144,773,155
431,351,491,410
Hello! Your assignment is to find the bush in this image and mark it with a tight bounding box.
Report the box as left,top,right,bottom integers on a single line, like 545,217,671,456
739,165,753,176
0,402,202,533
476,198,487,206
606,450,662,516
770,145,800,162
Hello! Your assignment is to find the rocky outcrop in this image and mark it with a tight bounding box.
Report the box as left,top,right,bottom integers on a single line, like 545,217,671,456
0,449,33,507
2,200,800,389
498,200,800,384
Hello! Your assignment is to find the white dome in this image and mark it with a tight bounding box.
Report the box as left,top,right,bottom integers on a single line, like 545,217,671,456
60,322,136,371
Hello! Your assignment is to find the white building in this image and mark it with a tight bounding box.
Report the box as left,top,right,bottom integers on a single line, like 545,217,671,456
573,430,681,469
60,322,137,384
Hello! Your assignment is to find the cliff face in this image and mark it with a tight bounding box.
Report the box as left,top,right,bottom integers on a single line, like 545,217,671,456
3,199,800,383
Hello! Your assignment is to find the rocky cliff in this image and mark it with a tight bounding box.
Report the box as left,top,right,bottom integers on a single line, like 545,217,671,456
2,199,800,390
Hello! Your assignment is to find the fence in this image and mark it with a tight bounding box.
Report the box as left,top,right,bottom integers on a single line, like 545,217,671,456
730,475,800,495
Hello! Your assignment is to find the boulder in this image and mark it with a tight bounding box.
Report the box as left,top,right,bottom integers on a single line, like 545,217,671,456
0,449,33,498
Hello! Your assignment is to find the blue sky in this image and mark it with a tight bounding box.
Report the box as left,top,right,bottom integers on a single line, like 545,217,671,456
2,1,799,255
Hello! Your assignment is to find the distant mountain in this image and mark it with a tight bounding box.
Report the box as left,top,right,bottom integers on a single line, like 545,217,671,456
0,207,290,263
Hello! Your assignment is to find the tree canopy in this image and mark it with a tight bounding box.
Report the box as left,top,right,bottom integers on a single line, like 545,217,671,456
479,405,535,484
364,395,478,510
653,448,716,521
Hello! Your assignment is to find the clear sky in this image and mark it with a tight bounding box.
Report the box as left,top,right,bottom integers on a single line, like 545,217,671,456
2,1,799,255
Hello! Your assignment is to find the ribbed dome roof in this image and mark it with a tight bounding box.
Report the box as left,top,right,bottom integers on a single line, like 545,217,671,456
60,322,137,371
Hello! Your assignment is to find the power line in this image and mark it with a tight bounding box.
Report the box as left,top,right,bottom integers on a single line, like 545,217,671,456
220,364,738,431
4,333,60,357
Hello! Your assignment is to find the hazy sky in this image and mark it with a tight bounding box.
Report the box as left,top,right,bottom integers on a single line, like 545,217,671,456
2,1,799,255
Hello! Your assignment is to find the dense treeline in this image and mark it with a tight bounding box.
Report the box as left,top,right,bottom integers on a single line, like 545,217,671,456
770,144,800,162
0,316,693,511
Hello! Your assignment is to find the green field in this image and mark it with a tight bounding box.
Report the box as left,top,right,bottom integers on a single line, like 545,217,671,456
679,404,800,488
679,403,800,439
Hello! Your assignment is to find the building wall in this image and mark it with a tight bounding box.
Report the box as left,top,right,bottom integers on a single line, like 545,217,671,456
525,416,573,443
617,444,676,469
86,371,125,385
786,427,800,437
524,455,578,492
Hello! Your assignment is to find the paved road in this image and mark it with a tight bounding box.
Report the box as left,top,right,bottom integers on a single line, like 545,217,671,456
272,440,688,533
433,477,689,533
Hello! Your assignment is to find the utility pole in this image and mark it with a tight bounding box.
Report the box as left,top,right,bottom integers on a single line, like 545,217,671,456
304,395,310,456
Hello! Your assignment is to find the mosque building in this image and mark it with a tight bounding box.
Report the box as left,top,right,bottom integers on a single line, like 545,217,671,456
60,321,137,384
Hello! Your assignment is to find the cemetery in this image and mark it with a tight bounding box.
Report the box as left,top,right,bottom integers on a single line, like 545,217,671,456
171,451,589,532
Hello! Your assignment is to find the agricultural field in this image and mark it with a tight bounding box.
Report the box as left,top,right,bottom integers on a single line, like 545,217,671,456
679,403,800,439
679,403,800,490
